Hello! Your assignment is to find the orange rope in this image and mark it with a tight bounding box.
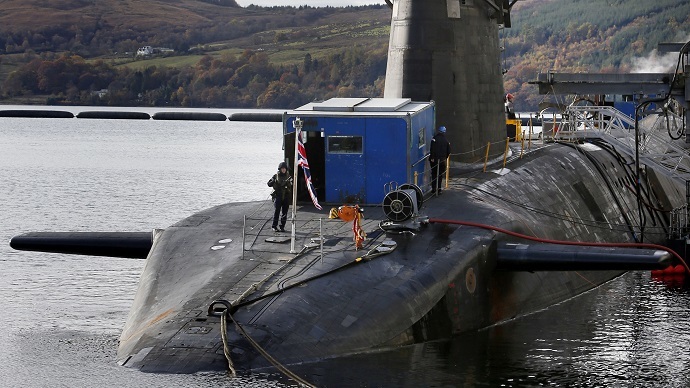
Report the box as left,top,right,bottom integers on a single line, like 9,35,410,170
353,205,365,249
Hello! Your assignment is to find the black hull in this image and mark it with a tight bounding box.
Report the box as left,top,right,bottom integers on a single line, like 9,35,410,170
116,142,682,373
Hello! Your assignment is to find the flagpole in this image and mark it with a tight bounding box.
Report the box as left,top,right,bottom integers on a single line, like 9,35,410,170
290,117,302,254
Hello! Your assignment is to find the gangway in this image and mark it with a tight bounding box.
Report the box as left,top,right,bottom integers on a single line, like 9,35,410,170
532,42,690,243
553,104,690,243
552,104,690,184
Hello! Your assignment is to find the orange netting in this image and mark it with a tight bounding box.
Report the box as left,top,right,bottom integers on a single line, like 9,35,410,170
329,205,366,249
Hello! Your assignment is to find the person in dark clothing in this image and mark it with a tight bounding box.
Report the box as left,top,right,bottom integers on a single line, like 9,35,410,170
267,161,293,232
429,126,451,195
505,93,516,119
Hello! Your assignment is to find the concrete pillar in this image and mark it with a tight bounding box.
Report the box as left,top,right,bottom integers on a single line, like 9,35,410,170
384,0,507,163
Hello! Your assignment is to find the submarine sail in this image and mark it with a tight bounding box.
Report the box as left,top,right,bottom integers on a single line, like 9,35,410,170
384,0,509,163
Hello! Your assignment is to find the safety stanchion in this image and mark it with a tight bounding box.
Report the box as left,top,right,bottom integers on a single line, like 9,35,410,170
503,137,509,168
483,142,491,172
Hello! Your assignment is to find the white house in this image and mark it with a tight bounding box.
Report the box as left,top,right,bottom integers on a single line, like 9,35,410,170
136,46,153,56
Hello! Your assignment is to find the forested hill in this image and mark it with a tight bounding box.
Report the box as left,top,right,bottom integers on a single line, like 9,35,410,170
0,0,688,111
506,0,690,110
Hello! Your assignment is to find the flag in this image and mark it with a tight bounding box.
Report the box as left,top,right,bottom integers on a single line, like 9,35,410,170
297,129,322,210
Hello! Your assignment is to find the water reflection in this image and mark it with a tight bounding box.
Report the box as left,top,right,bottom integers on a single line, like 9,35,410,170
278,273,690,387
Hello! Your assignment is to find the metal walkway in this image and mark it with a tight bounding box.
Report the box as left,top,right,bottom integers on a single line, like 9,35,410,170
551,104,690,184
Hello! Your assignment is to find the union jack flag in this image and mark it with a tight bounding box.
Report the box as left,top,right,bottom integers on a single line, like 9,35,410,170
297,129,322,210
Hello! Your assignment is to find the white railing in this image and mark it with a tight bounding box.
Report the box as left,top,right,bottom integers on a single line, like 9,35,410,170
669,204,690,240
552,105,690,183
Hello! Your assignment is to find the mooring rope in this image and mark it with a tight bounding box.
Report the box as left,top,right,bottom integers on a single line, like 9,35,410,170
209,299,316,387
219,308,237,377
207,239,397,386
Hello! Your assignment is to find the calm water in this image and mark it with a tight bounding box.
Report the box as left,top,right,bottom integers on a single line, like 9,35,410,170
1,107,690,387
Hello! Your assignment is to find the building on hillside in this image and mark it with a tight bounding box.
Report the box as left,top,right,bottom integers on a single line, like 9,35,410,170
136,46,153,56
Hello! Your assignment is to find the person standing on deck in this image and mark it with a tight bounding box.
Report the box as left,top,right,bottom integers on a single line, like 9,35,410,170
505,93,516,119
429,126,451,195
268,161,293,232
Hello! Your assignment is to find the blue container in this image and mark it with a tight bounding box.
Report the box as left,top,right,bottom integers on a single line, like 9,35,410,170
284,98,435,205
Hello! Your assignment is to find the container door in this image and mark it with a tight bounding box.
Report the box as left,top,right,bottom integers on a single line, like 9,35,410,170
364,117,407,204
324,119,366,203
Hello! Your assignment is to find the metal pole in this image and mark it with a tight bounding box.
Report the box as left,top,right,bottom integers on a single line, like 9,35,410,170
435,162,439,196
242,215,246,261
483,141,490,172
290,117,302,254
528,115,533,149
503,137,509,168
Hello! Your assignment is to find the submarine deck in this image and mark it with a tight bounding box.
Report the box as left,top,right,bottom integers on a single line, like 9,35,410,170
159,140,550,316
201,202,394,309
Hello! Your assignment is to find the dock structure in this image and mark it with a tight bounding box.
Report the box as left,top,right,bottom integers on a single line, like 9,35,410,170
533,43,690,143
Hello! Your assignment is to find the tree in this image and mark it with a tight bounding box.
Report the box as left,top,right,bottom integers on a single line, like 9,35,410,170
303,53,312,73
257,80,300,108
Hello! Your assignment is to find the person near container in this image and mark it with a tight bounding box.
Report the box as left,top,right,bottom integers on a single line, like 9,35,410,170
267,161,293,232
505,93,516,119
429,126,451,195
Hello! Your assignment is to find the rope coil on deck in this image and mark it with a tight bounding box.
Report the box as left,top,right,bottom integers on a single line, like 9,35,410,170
217,300,237,377
208,299,316,387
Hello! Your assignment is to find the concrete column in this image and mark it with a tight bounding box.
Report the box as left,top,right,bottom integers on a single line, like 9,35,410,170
384,0,507,163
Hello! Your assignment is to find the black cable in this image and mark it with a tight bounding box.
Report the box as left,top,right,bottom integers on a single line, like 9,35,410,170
668,41,690,99
233,239,390,312
666,108,684,140
588,137,669,233
593,135,669,232
457,140,671,236
456,181,658,234
209,300,316,387
635,97,669,241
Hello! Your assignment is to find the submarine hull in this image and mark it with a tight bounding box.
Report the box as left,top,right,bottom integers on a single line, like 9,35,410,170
116,141,678,373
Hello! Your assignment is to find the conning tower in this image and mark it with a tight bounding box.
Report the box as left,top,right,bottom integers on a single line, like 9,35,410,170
384,0,511,163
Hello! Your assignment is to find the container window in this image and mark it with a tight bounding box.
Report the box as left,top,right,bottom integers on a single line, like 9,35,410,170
328,136,363,154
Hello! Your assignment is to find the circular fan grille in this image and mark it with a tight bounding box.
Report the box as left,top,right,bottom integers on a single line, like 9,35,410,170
383,190,415,222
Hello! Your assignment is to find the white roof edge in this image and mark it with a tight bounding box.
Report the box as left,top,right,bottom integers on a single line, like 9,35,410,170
289,98,432,116
354,98,412,112
299,97,420,112
312,98,370,112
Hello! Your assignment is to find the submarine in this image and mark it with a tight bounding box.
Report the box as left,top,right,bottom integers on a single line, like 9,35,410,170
9,0,690,382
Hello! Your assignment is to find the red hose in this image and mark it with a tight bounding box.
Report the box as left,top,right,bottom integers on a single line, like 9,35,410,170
428,217,690,274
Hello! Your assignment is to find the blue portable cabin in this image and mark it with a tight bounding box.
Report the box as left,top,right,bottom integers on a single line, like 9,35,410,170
283,98,435,206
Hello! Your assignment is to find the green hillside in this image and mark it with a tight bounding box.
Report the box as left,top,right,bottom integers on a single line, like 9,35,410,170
506,0,690,109
0,0,688,110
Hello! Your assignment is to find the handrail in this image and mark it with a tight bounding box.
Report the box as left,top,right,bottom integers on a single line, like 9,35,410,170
669,203,690,240
412,153,429,167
